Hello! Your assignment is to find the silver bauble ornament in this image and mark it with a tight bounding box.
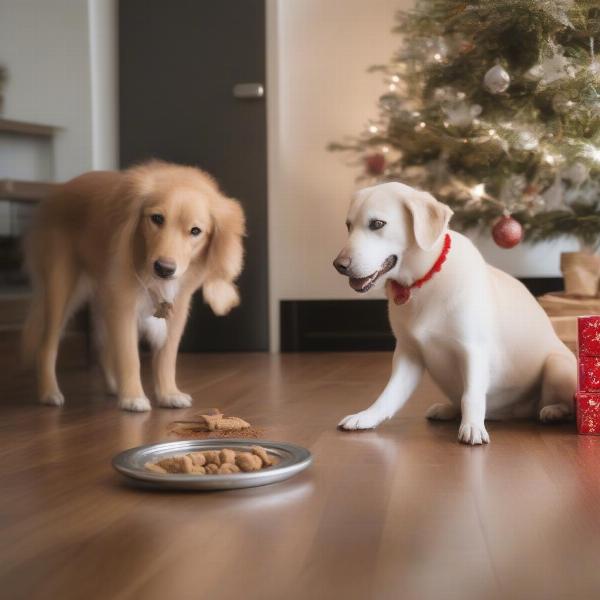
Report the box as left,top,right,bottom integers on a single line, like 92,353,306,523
563,162,589,187
484,64,510,94
514,131,539,151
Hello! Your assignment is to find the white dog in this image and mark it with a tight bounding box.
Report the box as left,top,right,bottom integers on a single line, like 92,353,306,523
333,182,576,444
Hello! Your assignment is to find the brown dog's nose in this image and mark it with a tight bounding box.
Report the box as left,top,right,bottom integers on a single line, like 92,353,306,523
154,258,176,279
333,255,352,274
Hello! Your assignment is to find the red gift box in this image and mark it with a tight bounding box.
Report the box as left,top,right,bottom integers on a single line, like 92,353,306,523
575,392,600,435
578,355,600,392
578,316,600,356
576,317,600,434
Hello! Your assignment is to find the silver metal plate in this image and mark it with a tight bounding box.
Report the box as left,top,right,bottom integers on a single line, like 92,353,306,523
112,439,312,491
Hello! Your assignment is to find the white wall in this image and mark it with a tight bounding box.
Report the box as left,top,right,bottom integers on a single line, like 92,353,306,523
0,0,93,181
0,0,116,178
267,0,575,350
88,0,118,171
267,0,406,349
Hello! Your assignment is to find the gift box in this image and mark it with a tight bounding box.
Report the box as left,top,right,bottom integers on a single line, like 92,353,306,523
578,316,600,356
575,392,600,435
576,317,600,434
578,355,600,392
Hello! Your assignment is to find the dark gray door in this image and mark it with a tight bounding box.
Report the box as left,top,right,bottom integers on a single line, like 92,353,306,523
119,0,268,351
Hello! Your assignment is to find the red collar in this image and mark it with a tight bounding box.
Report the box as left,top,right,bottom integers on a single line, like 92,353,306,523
387,233,452,305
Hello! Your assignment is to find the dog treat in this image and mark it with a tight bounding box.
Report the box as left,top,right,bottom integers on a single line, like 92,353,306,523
235,452,263,472
218,463,240,474
251,445,273,467
202,451,221,466
168,410,252,438
145,446,275,475
153,301,174,319
189,452,206,467
220,448,236,464
145,462,167,474
168,408,262,439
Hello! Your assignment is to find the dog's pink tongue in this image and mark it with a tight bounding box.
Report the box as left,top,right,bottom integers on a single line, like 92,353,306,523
387,280,411,305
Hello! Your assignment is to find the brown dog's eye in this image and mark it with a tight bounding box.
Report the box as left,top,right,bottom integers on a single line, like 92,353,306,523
190,227,202,237
369,219,386,231
151,214,164,226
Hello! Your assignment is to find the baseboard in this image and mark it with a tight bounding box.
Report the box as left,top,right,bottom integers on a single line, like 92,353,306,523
280,277,563,352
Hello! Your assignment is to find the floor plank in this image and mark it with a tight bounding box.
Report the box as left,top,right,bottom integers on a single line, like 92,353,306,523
1,352,599,600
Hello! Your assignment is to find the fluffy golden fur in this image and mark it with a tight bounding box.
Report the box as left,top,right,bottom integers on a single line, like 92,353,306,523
23,161,245,411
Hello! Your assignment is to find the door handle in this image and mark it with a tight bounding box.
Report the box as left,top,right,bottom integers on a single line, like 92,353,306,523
233,83,264,99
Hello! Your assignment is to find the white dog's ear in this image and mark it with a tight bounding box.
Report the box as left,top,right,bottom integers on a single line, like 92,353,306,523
202,194,246,316
404,191,453,250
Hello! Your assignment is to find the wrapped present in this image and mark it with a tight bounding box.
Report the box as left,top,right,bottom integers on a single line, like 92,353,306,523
578,316,600,356
575,392,600,435
578,355,600,392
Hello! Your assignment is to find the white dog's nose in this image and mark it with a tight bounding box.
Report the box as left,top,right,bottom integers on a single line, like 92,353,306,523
333,254,351,274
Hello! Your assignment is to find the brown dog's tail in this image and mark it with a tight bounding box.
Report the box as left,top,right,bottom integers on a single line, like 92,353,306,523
21,231,43,367
21,293,43,367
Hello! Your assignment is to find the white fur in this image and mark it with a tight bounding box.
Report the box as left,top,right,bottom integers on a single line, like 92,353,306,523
336,183,577,444
135,279,179,349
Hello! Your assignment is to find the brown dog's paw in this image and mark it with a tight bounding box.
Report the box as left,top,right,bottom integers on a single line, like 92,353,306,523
40,391,65,407
119,396,152,412
157,392,192,409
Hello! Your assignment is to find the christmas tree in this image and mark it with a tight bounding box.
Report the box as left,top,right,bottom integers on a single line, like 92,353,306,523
330,0,600,249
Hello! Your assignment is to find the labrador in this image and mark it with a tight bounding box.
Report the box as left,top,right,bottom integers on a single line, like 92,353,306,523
333,182,576,444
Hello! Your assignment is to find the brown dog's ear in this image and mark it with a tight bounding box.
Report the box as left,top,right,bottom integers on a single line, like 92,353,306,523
403,190,453,250
202,194,246,316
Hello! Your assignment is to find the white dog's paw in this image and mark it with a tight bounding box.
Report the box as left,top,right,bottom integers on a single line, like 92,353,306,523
40,391,65,407
338,410,385,431
426,402,459,421
458,421,490,445
119,396,152,412
156,392,192,409
539,403,572,423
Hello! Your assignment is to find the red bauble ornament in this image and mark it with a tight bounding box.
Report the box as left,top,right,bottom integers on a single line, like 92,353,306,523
492,215,523,248
365,153,385,176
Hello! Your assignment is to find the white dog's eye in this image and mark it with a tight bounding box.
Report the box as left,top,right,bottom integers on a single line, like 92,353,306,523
151,214,164,226
369,219,386,231
190,226,202,236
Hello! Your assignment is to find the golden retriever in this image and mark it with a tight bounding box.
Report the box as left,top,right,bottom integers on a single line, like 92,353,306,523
23,160,245,411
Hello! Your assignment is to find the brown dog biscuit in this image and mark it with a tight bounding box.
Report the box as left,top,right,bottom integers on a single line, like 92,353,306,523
182,454,195,474
205,463,219,474
189,452,207,467
251,445,272,467
220,448,236,464
235,452,263,472
218,463,240,474
215,416,251,431
145,462,167,474
156,456,186,473
203,451,221,466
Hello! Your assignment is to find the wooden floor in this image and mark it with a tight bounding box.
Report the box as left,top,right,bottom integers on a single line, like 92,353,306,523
1,352,600,600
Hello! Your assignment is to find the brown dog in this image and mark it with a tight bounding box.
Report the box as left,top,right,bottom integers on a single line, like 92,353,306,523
23,161,245,411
